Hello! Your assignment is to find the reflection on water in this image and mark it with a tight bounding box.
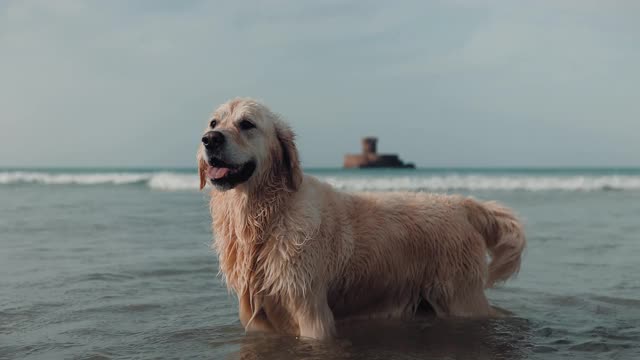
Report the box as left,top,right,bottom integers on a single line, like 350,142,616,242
229,317,533,360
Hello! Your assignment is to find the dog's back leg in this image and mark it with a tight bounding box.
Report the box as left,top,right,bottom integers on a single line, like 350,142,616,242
446,282,493,317
422,282,494,318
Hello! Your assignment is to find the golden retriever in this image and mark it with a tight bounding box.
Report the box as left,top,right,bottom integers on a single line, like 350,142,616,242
197,98,526,340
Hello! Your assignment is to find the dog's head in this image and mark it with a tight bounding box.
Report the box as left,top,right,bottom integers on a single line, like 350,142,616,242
198,98,302,192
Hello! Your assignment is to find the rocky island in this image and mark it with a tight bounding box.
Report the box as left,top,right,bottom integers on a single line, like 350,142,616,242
343,137,415,169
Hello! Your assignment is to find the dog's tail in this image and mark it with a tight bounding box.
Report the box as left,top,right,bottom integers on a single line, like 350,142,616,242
464,199,526,288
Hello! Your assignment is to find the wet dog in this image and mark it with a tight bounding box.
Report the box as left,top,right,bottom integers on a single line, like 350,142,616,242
198,98,526,340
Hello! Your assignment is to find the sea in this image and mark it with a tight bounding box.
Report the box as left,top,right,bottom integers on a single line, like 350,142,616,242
1,168,639,360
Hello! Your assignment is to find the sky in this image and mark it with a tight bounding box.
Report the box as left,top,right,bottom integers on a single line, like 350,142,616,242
1,0,639,168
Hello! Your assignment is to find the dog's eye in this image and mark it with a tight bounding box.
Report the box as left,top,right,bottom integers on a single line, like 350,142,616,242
210,119,217,128
239,119,256,131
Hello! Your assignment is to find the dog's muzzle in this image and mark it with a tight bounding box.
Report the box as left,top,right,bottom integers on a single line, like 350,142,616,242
200,131,255,190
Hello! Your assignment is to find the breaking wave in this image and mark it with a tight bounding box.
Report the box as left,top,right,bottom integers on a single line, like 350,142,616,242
0,171,195,191
2,171,640,192
0,171,150,185
322,175,640,192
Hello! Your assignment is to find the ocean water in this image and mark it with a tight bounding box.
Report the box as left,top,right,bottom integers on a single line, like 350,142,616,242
1,168,639,359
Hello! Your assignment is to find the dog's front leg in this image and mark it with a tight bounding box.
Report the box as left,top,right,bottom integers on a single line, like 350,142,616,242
238,290,273,333
293,294,336,340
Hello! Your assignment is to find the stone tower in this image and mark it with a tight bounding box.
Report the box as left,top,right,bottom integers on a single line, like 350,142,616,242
343,137,415,169
362,137,378,155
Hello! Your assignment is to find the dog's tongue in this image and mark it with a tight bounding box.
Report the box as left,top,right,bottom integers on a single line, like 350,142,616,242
207,167,230,180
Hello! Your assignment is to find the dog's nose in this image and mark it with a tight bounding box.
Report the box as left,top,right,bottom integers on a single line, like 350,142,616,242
202,131,225,150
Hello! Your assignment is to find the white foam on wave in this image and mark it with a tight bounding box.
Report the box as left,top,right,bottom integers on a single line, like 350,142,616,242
147,173,200,191
0,171,200,190
2,171,640,192
0,171,151,185
321,175,640,192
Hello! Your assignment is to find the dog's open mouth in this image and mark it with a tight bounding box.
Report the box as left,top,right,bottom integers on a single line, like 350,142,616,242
206,157,256,190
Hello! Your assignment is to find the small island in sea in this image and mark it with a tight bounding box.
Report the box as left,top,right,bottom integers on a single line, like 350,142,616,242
343,137,415,169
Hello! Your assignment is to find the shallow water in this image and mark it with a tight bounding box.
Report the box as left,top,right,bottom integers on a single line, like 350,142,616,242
1,169,640,359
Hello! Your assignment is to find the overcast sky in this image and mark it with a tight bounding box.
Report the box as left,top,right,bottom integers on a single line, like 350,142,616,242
1,0,639,168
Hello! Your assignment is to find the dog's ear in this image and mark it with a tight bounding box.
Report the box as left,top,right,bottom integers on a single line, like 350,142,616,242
276,125,303,191
198,152,208,190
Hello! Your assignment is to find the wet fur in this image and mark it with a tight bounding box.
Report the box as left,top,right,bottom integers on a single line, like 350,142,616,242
198,98,526,340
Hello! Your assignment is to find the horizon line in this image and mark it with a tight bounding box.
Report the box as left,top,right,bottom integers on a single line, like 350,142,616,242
2,165,640,171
